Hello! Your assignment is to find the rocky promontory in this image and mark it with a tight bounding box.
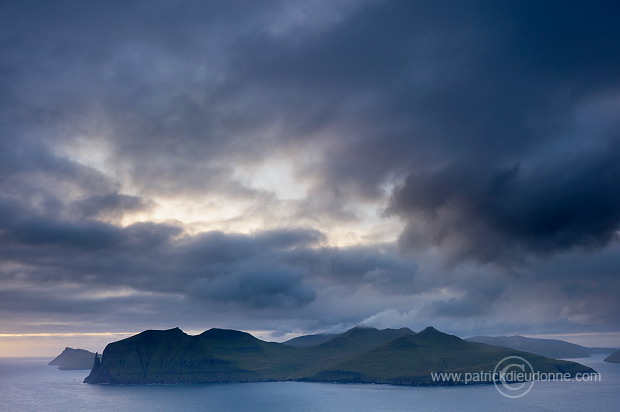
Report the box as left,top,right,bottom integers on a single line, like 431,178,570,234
604,350,620,363
49,347,101,370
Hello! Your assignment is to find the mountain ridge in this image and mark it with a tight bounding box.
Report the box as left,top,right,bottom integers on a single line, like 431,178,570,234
84,326,596,385
466,335,592,359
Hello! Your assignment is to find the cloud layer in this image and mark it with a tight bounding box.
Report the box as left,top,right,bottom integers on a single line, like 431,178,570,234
1,1,620,344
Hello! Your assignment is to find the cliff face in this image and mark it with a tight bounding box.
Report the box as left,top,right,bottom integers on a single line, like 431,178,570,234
84,326,597,385
84,327,300,384
49,347,100,370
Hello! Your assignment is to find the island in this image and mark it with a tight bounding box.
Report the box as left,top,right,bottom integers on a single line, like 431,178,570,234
84,326,596,385
49,347,101,370
466,335,592,359
604,350,620,363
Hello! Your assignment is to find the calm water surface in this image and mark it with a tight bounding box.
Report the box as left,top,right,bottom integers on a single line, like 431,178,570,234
0,355,618,411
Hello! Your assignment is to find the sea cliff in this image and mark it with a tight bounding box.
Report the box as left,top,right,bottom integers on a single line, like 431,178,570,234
85,326,596,385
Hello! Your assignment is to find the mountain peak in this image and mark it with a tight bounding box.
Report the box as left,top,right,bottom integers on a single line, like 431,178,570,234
419,326,440,334
416,326,463,345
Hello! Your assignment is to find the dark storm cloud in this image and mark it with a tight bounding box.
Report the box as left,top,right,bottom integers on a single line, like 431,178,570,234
0,196,175,253
1,200,618,336
284,244,417,293
2,0,620,338
188,268,316,309
226,0,620,258
388,143,620,262
3,1,620,205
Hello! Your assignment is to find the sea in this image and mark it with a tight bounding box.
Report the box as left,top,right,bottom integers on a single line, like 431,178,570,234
0,355,617,411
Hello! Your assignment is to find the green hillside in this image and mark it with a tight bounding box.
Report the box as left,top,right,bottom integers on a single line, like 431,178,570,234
303,327,596,385
84,326,596,386
466,335,591,359
283,333,335,347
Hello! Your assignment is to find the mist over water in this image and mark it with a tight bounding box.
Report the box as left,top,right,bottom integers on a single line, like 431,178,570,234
0,355,617,412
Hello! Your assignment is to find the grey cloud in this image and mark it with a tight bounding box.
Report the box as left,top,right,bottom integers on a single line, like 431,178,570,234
0,199,179,253
0,141,116,207
254,228,326,249
2,0,620,340
72,193,151,220
2,198,619,336
188,268,316,309
0,191,419,328
429,298,489,318
3,1,620,207
325,246,417,293
388,143,620,263
426,279,506,319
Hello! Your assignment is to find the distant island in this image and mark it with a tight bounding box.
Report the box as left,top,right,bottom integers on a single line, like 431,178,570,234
49,347,100,370
604,350,620,363
466,335,592,359
84,326,596,385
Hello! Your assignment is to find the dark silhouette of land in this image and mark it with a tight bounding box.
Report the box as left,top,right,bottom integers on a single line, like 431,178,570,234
604,350,620,363
466,335,591,359
49,347,100,370
84,326,596,385
467,335,619,359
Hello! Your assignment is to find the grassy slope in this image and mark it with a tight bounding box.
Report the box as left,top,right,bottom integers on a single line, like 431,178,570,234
466,335,591,358
289,327,415,378
283,333,336,347
304,327,597,385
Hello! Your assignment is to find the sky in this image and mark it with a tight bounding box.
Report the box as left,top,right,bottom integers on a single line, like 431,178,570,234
1,0,620,356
